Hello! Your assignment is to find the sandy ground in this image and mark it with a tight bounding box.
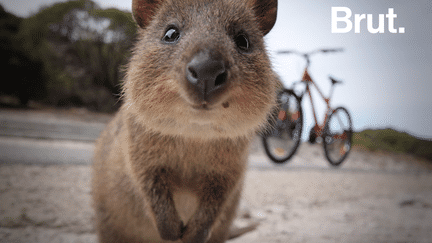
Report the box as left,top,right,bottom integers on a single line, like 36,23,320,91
1,109,432,243
2,144,432,243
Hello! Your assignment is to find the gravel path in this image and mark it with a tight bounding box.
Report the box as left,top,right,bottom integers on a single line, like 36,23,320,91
1,109,432,242
1,146,432,243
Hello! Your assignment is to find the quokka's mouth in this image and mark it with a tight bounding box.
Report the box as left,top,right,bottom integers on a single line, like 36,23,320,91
190,100,230,111
191,103,211,110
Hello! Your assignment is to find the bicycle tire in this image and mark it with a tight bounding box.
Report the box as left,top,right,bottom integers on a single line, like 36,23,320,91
323,106,353,166
262,89,303,164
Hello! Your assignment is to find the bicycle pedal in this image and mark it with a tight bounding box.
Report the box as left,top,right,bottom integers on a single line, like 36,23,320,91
308,136,316,144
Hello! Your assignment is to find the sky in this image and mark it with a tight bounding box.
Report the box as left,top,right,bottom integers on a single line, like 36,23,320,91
1,0,431,140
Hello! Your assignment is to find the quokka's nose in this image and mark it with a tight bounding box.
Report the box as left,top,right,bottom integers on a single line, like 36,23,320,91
186,50,228,102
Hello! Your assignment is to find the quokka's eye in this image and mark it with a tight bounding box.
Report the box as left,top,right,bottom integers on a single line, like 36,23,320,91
234,33,251,52
162,26,180,43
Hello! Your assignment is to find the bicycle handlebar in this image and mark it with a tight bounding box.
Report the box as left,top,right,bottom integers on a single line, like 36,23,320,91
277,48,343,56
277,48,343,67
317,48,344,54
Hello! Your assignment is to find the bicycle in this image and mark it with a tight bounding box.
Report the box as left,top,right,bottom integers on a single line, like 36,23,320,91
262,48,353,166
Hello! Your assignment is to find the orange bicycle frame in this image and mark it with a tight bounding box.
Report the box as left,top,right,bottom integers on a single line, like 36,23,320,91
302,68,333,138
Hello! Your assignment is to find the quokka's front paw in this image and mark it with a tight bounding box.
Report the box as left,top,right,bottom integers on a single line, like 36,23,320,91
157,216,185,241
181,220,211,243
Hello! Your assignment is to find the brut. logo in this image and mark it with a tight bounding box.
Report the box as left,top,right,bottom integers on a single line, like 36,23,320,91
331,7,405,34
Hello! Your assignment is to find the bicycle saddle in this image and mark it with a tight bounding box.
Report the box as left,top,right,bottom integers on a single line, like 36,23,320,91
329,76,343,85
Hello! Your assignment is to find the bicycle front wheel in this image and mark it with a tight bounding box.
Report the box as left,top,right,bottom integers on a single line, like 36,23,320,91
262,89,303,164
323,107,353,166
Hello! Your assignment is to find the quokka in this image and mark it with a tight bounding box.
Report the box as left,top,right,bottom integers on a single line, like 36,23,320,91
92,0,278,242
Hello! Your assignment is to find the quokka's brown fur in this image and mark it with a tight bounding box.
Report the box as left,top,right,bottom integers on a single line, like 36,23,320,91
92,0,278,242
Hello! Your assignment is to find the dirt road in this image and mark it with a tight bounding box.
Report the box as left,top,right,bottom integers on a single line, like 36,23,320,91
1,145,432,243
1,109,432,242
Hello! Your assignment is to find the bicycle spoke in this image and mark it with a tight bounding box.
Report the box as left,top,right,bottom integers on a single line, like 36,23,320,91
262,89,303,163
323,107,353,166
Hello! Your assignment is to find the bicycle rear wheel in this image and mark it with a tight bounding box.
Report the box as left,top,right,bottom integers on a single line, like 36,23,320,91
262,89,303,164
323,107,353,166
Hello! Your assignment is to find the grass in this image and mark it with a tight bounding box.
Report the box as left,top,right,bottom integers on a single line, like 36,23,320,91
353,128,432,162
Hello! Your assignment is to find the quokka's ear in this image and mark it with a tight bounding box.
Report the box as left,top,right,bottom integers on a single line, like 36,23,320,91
132,0,163,29
252,0,278,36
